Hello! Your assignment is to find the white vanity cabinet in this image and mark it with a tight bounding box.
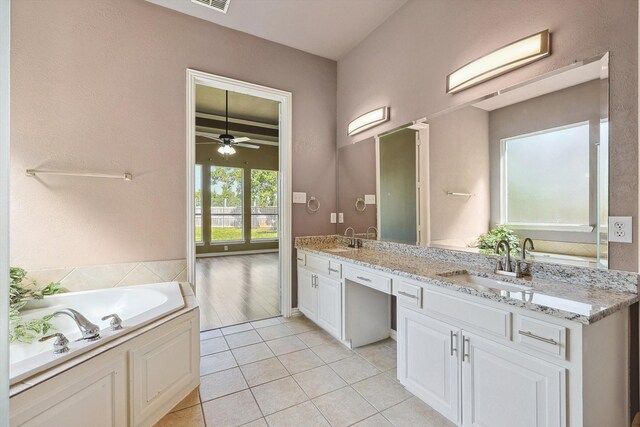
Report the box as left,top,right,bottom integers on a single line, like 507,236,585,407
297,261,342,339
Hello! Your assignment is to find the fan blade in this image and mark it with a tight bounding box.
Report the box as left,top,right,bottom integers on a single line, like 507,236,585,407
196,140,223,145
236,143,260,149
195,131,222,142
232,137,251,143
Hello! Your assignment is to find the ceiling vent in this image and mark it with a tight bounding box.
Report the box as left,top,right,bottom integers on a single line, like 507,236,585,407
191,0,231,14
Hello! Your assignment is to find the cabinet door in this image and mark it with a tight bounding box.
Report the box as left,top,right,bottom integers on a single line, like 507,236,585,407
397,306,460,424
316,275,342,339
461,332,565,427
297,267,317,321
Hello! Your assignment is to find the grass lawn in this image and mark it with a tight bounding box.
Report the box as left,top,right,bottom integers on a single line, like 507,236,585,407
196,227,278,242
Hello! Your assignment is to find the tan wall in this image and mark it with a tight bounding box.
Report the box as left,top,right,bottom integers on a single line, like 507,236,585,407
337,0,638,272
195,143,279,254
10,0,338,303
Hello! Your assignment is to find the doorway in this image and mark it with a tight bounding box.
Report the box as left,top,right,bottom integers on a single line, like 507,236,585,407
186,70,292,331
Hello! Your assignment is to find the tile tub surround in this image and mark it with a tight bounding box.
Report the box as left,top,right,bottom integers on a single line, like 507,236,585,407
22,258,187,292
295,236,638,324
156,315,455,427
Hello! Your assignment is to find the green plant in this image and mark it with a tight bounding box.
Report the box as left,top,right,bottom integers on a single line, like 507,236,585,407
10,267,67,344
472,225,520,256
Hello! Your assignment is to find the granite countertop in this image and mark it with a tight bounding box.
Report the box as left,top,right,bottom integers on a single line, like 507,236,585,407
296,239,638,325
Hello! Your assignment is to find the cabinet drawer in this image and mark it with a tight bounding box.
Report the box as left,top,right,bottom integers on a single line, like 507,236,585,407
423,290,511,339
296,252,306,266
515,315,566,359
344,266,391,294
328,261,342,279
396,281,422,308
306,254,330,274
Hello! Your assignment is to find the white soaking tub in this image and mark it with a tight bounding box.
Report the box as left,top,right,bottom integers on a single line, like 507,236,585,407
10,281,185,385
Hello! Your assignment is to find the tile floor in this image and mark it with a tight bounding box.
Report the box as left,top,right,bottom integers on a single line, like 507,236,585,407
155,315,455,427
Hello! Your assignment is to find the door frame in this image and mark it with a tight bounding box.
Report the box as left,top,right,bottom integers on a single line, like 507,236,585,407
186,69,293,317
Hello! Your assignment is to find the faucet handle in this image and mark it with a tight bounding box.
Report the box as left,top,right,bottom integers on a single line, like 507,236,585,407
101,313,123,330
39,333,70,354
515,260,530,276
495,258,504,271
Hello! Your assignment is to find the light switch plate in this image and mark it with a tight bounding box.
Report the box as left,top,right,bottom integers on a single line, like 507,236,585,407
338,213,344,223
609,216,633,243
330,213,337,223
293,192,307,204
364,194,376,205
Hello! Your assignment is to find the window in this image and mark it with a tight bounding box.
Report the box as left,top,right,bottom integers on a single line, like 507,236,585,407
501,121,590,229
195,164,203,244
251,169,278,241
210,166,244,242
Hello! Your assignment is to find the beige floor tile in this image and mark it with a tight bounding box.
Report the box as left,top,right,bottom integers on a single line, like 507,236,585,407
201,336,229,355
329,356,380,384
200,350,237,376
312,386,377,427
232,342,275,365
154,405,205,427
282,317,318,334
293,365,347,398
352,414,393,426
251,376,308,416
310,342,354,364
221,322,254,335
241,418,268,426
169,388,200,413
265,401,330,427
385,367,399,382
266,335,307,356
251,317,283,329
297,330,334,347
256,324,294,341
199,367,248,402
240,357,289,387
352,373,412,411
355,343,397,371
382,397,456,427
278,349,325,374
225,330,264,349
200,329,222,340
202,390,263,427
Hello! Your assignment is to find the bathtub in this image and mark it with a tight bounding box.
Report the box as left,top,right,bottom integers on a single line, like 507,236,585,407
10,281,185,385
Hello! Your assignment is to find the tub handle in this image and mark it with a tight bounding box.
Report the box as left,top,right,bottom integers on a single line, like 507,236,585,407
39,333,70,354
101,313,123,330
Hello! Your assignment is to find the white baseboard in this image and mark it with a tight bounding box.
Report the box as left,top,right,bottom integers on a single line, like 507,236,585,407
389,329,397,341
196,249,278,258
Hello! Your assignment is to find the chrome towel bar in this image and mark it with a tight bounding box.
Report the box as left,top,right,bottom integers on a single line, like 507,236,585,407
26,169,132,181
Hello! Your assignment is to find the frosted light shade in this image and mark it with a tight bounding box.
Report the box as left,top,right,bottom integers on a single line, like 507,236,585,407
348,107,389,136
447,30,550,94
217,145,236,155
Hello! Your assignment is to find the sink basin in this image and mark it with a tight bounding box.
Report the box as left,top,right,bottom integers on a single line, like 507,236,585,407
442,273,533,293
325,247,353,253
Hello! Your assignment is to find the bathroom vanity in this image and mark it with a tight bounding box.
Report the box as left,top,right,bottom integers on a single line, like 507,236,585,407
296,236,638,427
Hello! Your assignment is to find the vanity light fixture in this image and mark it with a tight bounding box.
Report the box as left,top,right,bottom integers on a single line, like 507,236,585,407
217,144,236,155
446,29,551,94
347,106,389,136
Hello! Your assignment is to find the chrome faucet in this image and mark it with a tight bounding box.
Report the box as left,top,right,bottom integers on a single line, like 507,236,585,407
366,226,378,240
53,308,101,341
494,239,523,277
344,227,356,248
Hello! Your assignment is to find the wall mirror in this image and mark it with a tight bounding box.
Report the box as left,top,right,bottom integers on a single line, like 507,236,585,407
337,53,609,268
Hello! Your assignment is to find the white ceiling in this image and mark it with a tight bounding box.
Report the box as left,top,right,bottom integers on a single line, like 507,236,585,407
145,0,408,60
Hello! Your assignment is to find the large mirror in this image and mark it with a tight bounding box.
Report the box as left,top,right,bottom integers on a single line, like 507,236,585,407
337,53,609,268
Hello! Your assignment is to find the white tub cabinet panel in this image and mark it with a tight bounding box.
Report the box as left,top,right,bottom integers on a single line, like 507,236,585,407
461,332,565,427
10,350,128,427
398,306,459,424
316,274,342,339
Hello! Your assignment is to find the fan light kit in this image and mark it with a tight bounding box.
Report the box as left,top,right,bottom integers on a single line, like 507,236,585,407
217,145,236,155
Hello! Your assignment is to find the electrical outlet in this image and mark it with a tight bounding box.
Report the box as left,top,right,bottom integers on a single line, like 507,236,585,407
338,213,344,223
330,213,337,223
608,216,633,243
364,194,376,205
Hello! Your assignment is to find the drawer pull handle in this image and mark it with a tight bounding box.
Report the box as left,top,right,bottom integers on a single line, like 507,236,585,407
398,291,418,300
329,268,340,273
356,276,372,282
518,330,558,346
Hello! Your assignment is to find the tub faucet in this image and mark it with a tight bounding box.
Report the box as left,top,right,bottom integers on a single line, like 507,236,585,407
54,308,101,341
344,227,356,248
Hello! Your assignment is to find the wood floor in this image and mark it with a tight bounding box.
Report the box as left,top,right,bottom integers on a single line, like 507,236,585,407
196,253,280,331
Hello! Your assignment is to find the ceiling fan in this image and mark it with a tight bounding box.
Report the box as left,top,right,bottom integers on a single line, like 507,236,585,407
195,90,260,155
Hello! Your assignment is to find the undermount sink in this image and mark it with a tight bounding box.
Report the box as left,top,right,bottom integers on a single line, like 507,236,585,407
442,273,533,293
325,247,353,253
